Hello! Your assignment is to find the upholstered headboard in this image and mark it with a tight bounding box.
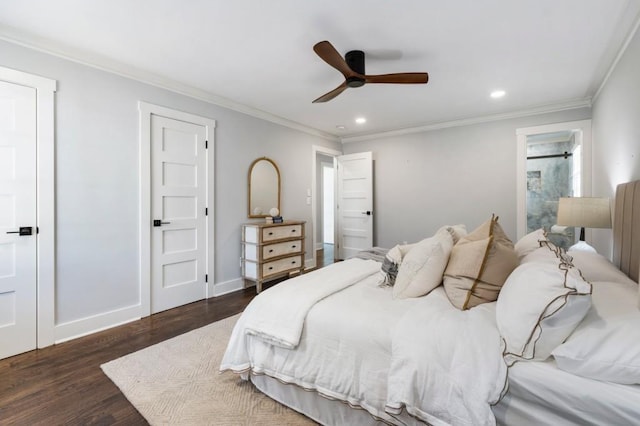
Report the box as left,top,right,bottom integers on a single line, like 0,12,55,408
613,180,640,283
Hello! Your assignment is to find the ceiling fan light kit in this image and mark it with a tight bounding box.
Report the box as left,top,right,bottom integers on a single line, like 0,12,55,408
345,50,366,87
312,40,428,103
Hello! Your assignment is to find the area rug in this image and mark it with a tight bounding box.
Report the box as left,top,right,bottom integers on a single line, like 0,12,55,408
101,314,315,425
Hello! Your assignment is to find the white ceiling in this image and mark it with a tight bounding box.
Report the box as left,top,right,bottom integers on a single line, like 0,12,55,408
1,0,639,140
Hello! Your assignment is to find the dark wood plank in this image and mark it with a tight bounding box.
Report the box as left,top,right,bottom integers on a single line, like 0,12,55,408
0,288,254,425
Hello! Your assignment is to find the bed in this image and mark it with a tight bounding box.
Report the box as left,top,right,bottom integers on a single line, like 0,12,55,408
221,180,640,426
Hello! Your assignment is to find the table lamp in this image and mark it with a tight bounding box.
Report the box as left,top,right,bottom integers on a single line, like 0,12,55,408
557,197,611,252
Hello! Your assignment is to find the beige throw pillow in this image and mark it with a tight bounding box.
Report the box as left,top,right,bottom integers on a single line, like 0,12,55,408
443,215,518,310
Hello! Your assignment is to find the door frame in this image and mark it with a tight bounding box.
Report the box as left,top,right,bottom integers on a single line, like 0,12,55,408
138,101,216,316
516,119,592,240
0,66,57,348
310,145,342,270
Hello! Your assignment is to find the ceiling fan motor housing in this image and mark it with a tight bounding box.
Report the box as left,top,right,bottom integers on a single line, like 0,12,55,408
345,50,366,87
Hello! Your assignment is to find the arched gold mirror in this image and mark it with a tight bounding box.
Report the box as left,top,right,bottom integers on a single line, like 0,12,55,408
248,157,281,218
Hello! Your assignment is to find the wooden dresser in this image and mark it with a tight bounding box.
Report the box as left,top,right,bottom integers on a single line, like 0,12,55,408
241,220,305,292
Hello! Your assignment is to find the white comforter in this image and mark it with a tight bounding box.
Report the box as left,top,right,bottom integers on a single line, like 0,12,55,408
385,288,508,425
220,258,508,425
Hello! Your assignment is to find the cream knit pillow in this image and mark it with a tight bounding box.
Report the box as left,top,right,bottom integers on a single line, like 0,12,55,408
393,228,454,299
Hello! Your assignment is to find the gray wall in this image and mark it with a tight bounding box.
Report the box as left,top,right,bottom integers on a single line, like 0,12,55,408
4,21,639,337
342,108,591,249
591,26,640,257
0,40,340,327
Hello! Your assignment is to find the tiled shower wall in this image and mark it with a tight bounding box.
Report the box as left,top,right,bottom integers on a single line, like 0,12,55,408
526,140,576,249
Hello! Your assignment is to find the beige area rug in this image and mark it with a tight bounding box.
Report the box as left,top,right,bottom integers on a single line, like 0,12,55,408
101,314,315,425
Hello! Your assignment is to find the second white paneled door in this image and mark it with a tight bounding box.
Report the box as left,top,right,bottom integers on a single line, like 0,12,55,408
151,115,208,313
336,152,373,259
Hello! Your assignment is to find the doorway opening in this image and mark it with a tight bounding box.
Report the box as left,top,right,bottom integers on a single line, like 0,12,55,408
321,160,335,266
311,145,341,270
516,120,592,246
526,131,581,249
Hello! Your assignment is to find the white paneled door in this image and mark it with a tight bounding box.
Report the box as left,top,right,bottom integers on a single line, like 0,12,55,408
151,115,207,313
336,152,373,259
0,80,37,359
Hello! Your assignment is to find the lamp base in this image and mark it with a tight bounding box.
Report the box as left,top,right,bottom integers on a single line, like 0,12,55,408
567,240,597,253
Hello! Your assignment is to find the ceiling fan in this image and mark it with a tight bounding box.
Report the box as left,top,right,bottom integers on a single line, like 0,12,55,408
312,40,429,103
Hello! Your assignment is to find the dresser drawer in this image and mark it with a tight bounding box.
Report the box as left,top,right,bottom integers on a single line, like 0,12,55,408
262,224,302,242
263,240,302,260
262,255,302,278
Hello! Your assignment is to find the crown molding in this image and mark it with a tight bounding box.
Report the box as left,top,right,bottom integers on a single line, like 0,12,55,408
592,9,640,102
340,98,592,143
0,27,338,142
0,25,599,146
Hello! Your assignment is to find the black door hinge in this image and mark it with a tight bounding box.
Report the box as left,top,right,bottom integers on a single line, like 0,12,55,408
205,140,208,149
205,207,208,216
205,274,208,283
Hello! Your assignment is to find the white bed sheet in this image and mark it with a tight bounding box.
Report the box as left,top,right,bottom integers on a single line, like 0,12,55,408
493,358,640,426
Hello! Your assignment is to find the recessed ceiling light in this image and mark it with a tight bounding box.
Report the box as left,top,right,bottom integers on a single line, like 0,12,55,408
355,117,367,124
336,125,346,130
490,90,506,99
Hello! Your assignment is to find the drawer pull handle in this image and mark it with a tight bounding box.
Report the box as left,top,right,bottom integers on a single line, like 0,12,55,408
292,245,296,249
268,232,274,236
269,249,274,253
291,230,297,233
292,261,297,264
268,266,273,270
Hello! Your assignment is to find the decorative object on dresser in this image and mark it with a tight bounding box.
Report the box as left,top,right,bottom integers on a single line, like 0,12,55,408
241,221,305,292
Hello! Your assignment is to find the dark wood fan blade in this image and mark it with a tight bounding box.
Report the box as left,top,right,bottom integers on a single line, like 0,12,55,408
312,82,348,103
365,73,429,84
313,41,359,79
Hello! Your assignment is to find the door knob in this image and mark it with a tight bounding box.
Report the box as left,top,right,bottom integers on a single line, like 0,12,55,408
153,220,171,227
361,211,372,216
6,226,33,236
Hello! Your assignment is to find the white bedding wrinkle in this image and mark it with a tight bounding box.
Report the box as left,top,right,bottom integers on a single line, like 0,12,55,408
220,272,408,422
386,287,508,426
220,258,381,372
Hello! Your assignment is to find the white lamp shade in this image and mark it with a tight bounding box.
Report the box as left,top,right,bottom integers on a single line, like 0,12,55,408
557,197,611,229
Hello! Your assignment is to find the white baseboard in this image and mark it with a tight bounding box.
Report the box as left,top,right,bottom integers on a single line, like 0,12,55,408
212,277,246,297
54,304,142,344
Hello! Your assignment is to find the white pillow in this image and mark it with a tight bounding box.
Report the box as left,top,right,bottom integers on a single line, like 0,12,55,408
497,261,592,363
393,228,454,299
551,279,640,384
519,241,565,265
514,228,547,259
568,251,635,285
552,313,640,384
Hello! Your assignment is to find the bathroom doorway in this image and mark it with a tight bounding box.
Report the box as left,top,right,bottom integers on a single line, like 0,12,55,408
516,120,592,248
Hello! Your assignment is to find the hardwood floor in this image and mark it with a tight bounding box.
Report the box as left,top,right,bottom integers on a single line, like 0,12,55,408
0,250,333,425
0,289,254,425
